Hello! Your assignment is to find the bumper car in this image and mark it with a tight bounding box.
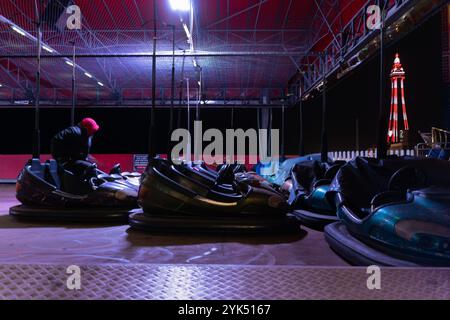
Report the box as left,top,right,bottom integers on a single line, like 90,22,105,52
176,161,215,182
129,157,301,233
254,154,324,186
109,163,141,188
10,158,139,222
176,160,277,196
325,157,450,267
169,161,243,195
288,160,345,230
173,160,219,182
192,161,220,179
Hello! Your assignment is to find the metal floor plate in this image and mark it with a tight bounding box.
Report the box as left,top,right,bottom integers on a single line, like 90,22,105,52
0,264,449,300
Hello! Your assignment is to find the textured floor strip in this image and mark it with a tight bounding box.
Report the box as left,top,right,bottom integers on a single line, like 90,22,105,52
0,264,449,300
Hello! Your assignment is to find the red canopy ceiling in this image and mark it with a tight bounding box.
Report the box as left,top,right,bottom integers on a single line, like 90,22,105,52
0,0,367,104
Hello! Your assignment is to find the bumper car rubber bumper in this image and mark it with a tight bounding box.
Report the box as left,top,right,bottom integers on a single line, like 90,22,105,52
129,209,301,234
9,205,132,223
324,222,450,267
294,209,339,231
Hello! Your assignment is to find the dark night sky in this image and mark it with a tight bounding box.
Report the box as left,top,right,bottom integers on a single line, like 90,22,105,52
0,11,445,155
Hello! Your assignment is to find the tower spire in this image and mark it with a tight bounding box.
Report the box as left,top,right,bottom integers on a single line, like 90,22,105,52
387,53,409,144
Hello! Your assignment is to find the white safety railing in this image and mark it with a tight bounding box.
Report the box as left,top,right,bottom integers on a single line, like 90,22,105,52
330,149,416,162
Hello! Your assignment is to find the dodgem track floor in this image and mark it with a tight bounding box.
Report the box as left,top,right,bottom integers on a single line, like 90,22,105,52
0,185,346,266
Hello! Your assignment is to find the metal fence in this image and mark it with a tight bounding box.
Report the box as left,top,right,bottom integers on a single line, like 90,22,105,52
330,148,416,161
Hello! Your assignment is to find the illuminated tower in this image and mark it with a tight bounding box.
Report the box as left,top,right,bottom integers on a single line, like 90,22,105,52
387,53,409,144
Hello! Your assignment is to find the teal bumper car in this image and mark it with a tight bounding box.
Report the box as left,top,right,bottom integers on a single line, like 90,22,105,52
325,157,450,267
254,154,325,186
289,160,345,230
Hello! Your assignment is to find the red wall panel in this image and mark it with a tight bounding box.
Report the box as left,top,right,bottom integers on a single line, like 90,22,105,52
0,154,134,180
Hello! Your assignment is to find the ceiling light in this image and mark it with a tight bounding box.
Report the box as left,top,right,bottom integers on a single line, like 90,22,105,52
97,82,104,87
42,45,54,53
84,72,93,78
11,26,26,36
183,23,192,42
169,0,191,11
65,60,74,67
316,81,324,90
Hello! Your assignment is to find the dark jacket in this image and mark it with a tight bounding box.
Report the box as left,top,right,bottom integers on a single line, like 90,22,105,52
51,125,92,161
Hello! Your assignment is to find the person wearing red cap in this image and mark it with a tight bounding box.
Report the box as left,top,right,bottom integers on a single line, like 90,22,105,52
51,118,100,178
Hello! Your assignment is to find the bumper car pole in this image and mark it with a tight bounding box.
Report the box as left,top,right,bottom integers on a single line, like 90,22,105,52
177,54,186,130
299,86,305,156
70,41,76,126
148,0,157,159
320,52,328,163
168,24,176,154
32,0,43,160
281,103,285,161
186,78,191,160
231,107,234,128
269,107,273,158
196,69,201,122
376,4,388,159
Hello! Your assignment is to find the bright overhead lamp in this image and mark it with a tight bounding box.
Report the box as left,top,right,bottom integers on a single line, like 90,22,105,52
97,81,104,87
183,23,191,40
84,72,93,78
169,0,191,11
42,45,54,53
0,83,3,87
11,26,26,36
65,60,74,67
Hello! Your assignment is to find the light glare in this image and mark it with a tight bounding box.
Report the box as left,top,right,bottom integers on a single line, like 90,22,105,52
169,0,190,11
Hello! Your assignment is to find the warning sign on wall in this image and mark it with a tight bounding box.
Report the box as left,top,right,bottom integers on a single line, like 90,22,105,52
133,154,148,173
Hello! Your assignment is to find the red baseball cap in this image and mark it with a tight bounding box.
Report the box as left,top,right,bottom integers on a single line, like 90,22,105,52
80,118,100,136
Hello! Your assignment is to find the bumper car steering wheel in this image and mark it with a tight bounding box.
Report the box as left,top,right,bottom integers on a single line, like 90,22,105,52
388,166,428,193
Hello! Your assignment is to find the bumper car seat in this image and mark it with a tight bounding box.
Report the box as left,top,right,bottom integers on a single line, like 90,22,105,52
288,160,345,230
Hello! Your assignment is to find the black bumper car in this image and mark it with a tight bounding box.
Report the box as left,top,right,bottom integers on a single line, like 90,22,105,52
288,160,345,230
324,157,450,267
10,158,139,222
129,157,301,233
191,161,220,179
